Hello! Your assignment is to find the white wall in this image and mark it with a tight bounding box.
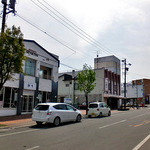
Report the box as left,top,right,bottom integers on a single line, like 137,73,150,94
4,74,19,88
0,108,16,117
127,84,143,98
39,78,52,92
58,68,105,102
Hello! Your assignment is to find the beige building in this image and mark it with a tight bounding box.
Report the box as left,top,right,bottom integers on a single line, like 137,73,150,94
58,55,122,109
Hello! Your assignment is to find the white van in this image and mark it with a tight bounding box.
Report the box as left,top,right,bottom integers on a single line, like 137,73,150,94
32,103,82,126
88,102,111,118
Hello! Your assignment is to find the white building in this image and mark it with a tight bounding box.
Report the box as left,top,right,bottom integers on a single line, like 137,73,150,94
0,40,59,116
58,68,122,109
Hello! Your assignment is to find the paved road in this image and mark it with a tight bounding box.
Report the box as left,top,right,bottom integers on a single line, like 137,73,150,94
0,108,149,150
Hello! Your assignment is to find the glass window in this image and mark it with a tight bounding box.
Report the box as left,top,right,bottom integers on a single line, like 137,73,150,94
66,105,75,111
53,104,67,110
25,58,36,76
35,105,49,111
99,103,104,108
0,88,4,108
39,66,52,79
66,84,69,87
3,87,11,108
89,104,98,108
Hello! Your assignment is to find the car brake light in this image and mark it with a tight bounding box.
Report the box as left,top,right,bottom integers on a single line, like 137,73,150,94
47,112,51,115
97,109,99,111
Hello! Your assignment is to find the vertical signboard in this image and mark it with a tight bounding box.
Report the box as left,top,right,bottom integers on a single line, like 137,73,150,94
105,78,109,92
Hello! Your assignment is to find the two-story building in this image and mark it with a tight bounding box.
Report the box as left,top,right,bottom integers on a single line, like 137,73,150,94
58,55,122,109
122,79,150,105
0,40,59,116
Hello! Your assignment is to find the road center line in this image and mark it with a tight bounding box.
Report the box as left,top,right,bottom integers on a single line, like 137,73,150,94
132,134,150,150
0,129,39,137
99,120,126,129
25,146,40,150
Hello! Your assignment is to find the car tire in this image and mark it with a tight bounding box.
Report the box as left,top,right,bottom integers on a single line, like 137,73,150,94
53,117,60,126
36,121,43,126
99,112,102,118
108,111,111,116
76,115,82,122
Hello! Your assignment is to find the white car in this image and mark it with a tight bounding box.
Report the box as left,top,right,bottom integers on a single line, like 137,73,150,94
88,102,111,117
32,103,82,126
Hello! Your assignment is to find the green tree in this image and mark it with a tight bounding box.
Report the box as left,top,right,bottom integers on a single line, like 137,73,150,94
0,26,26,91
78,64,96,115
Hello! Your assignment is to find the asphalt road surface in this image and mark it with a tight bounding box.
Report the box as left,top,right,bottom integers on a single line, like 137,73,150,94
0,108,150,150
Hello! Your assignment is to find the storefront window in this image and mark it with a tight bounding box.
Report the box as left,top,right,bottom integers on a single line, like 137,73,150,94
3,87,17,108
25,58,36,76
0,88,4,108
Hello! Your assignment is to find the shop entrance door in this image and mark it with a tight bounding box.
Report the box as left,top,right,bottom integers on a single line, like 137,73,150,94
22,95,34,112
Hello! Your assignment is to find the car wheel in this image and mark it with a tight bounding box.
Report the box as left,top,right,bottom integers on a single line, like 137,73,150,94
36,121,43,126
99,112,102,118
76,115,82,122
53,117,60,126
108,111,111,116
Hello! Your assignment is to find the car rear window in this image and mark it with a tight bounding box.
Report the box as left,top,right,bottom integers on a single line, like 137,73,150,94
89,104,98,108
35,105,49,111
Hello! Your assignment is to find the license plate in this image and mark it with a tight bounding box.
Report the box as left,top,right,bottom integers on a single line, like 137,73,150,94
91,113,95,116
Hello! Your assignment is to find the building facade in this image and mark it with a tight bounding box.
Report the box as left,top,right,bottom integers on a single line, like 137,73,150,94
122,79,150,105
58,67,121,109
0,40,59,116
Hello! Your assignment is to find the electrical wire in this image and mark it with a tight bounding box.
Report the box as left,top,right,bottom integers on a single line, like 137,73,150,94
16,14,94,71
42,0,120,57
31,0,117,56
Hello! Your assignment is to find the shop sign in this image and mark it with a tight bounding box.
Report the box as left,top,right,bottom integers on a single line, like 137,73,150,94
64,98,72,104
26,49,38,57
105,78,109,91
24,82,36,90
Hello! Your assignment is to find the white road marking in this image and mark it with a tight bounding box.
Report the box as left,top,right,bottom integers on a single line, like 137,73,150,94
132,134,150,150
99,120,126,129
0,129,39,137
25,146,40,150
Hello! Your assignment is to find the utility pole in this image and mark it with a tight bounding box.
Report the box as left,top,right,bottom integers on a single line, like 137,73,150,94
122,58,131,109
1,0,16,33
72,70,75,106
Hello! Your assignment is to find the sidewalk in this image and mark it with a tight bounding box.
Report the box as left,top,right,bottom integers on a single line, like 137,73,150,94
0,109,130,129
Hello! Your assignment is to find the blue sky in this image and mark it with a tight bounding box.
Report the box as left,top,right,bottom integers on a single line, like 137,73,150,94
1,0,150,82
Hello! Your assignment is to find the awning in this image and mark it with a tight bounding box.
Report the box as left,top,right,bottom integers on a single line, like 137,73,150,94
104,93,125,99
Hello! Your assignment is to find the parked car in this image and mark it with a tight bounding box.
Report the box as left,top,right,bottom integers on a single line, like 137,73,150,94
88,102,111,118
32,103,82,126
79,102,86,109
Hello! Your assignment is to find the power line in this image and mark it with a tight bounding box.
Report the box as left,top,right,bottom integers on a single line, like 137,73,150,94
17,14,76,54
42,0,120,57
16,14,94,70
16,13,94,58
31,0,115,56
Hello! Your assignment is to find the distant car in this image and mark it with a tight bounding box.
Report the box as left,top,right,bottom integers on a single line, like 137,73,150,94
79,102,86,109
88,102,111,118
32,103,82,126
